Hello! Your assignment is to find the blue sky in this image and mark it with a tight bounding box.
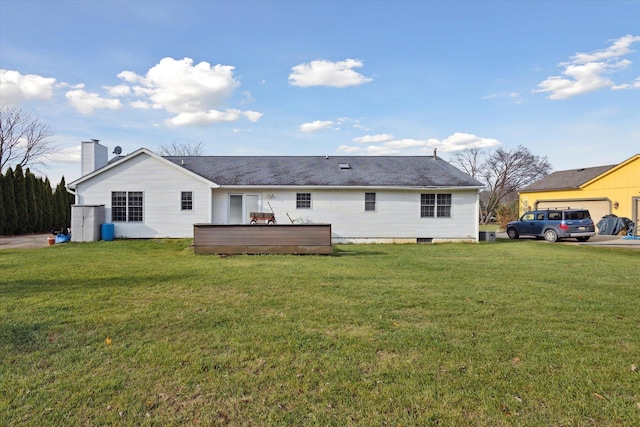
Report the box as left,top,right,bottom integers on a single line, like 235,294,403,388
1,0,639,185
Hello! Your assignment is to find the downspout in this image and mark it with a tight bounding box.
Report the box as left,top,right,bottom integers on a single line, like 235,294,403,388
475,189,481,242
66,184,77,202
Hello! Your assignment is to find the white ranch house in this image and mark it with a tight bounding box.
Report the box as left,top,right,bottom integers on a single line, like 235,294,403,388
67,140,484,243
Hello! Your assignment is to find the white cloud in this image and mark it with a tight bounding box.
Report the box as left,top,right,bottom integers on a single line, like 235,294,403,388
130,100,154,109
482,91,523,104
167,109,241,127
337,145,363,153
384,138,427,149
365,145,400,155
289,59,373,87
299,120,334,132
353,133,394,143
65,89,122,114
612,76,640,90
0,69,56,104
106,84,131,97
58,82,85,90
243,110,263,122
240,90,255,104
43,145,81,164
114,57,261,126
534,35,640,99
117,70,138,83
167,109,263,127
339,132,500,155
430,132,500,152
571,34,640,63
123,57,239,113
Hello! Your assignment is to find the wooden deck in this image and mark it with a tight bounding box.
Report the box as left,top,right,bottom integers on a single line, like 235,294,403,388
193,224,332,255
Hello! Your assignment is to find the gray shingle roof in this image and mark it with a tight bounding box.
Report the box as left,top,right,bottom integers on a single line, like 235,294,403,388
520,164,616,192
163,156,484,188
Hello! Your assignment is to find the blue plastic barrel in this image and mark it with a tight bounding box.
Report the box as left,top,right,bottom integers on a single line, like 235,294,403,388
101,223,115,241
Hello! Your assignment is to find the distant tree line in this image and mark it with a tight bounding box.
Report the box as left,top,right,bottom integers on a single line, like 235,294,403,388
0,165,74,236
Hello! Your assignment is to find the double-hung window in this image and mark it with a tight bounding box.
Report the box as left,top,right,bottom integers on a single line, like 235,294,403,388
181,191,193,211
296,193,311,209
112,191,143,222
436,194,452,217
365,192,376,211
420,193,452,218
112,192,127,222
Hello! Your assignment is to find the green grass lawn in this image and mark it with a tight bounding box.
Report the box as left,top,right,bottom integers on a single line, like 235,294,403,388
1,239,639,426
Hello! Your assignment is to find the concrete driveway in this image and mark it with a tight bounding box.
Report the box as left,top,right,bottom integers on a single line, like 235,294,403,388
0,234,53,250
496,232,640,249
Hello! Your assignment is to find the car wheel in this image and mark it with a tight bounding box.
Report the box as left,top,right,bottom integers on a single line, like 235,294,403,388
577,237,590,242
544,229,558,242
506,227,519,239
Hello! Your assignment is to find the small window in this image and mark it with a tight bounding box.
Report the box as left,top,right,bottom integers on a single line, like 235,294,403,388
296,193,311,209
181,191,193,211
365,192,376,211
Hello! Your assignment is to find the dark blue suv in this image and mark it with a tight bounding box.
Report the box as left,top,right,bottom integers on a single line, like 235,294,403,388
506,209,596,242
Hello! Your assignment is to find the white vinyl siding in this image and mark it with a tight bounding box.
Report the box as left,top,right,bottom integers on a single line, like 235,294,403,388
212,188,478,241
75,153,212,238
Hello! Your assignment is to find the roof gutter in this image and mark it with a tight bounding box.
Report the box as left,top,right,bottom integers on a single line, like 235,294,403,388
216,185,485,191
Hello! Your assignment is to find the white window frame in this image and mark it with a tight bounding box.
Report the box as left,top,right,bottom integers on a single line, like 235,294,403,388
296,193,311,209
365,192,376,211
181,191,193,211
421,193,452,218
112,191,144,222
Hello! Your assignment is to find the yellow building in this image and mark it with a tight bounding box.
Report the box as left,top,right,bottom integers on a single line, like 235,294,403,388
519,154,640,234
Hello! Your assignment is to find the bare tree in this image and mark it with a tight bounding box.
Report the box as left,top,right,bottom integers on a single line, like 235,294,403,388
0,105,56,173
451,147,483,179
157,141,205,156
452,145,552,224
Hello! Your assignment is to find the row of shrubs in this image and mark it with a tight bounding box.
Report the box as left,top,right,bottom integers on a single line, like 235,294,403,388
0,165,74,236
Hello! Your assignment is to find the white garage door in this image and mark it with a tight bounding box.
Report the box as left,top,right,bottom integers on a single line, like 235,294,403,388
536,199,611,229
